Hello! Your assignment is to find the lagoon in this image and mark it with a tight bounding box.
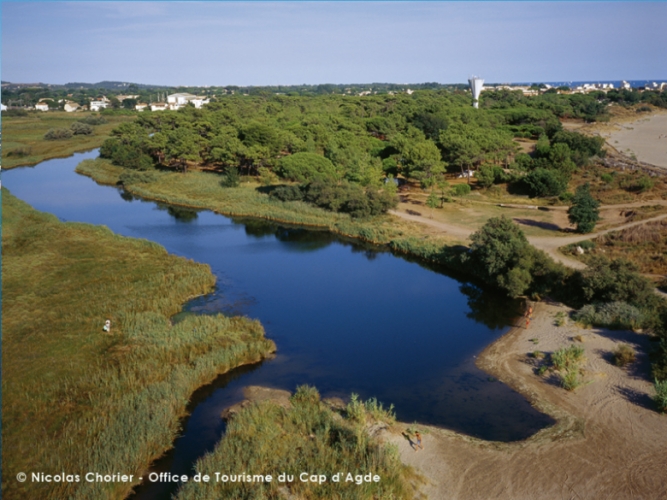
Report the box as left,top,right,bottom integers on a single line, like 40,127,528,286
2,151,554,499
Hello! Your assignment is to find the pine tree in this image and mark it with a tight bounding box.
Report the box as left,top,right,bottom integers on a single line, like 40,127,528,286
568,183,600,233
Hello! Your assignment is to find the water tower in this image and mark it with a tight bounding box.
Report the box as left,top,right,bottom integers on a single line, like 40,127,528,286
468,76,484,108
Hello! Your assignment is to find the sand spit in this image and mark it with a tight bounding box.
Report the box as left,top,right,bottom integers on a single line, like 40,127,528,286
603,113,667,169
384,302,667,500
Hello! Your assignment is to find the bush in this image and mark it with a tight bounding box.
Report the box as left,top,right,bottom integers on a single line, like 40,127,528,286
302,181,397,218
524,168,568,197
44,128,73,140
561,369,582,391
220,167,240,188
277,152,337,182
269,185,305,202
636,175,655,193
70,122,93,135
551,344,585,371
654,379,667,412
578,256,656,308
613,344,636,367
7,147,32,158
452,183,471,196
573,302,646,330
78,115,108,125
3,108,29,117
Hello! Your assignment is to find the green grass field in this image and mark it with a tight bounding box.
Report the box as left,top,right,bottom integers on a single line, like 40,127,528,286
2,111,135,169
1,188,275,500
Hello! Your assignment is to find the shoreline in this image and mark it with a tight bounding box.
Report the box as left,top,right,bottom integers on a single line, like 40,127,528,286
598,111,667,169
383,301,667,499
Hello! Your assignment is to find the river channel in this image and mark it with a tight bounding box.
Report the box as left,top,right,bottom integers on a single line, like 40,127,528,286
2,150,555,499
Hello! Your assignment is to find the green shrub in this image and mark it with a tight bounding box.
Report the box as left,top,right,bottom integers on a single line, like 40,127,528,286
636,175,655,193
7,147,32,158
44,128,73,140
600,173,613,183
220,167,240,188
573,302,646,330
559,191,574,203
452,183,471,196
70,122,93,135
551,344,584,371
269,185,305,202
78,114,108,125
524,168,568,197
560,368,582,391
3,108,29,117
654,379,667,412
613,344,636,367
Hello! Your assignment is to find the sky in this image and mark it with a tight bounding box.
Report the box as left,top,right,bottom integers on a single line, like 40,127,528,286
2,1,666,86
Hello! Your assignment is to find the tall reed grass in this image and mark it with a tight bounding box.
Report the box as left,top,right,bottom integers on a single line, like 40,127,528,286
175,386,417,500
2,189,275,499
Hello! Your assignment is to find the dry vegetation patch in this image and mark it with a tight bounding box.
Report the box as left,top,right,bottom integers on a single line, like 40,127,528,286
563,219,667,274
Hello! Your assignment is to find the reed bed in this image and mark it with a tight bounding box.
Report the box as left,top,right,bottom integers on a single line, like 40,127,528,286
175,386,417,500
2,189,275,500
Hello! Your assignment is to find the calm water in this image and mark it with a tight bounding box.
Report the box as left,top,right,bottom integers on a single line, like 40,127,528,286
2,151,554,499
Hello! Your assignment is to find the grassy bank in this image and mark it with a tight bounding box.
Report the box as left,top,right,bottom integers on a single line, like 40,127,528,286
175,386,419,500
2,111,135,169
75,158,465,263
1,189,276,500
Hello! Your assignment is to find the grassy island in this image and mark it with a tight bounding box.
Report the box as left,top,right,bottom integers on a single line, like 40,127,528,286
1,189,275,500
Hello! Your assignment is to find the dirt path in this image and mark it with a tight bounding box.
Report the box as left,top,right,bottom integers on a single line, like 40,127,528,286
389,209,667,270
381,302,667,500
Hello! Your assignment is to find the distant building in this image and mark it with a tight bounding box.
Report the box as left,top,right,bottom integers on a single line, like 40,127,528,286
90,100,109,111
35,102,49,111
64,101,80,112
135,103,148,112
166,93,210,110
150,102,169,112
1,103,7,112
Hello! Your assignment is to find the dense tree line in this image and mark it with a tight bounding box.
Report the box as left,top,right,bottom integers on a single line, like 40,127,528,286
96,90,609,197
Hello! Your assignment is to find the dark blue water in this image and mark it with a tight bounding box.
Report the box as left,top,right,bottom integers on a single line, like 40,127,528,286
2,151,554,499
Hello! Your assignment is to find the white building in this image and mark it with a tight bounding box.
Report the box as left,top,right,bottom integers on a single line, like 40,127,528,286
150,102,169,112
166,93,210,110
35,102,49,111
90,100,109,111
1,103,7,112
135,103,148,112
64,101,80,112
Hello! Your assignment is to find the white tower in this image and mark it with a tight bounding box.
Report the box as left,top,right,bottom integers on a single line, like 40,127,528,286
468,76,484,108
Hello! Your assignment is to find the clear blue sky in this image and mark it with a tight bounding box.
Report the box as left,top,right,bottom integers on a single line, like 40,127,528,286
2,2,666,86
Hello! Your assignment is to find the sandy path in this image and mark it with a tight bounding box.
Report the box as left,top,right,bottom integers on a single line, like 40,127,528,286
382,302,667,500
389,210,667,270
602,113,667,169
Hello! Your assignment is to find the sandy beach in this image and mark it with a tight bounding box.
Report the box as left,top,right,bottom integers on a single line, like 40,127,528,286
384,302,667,500
603,113,667,169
